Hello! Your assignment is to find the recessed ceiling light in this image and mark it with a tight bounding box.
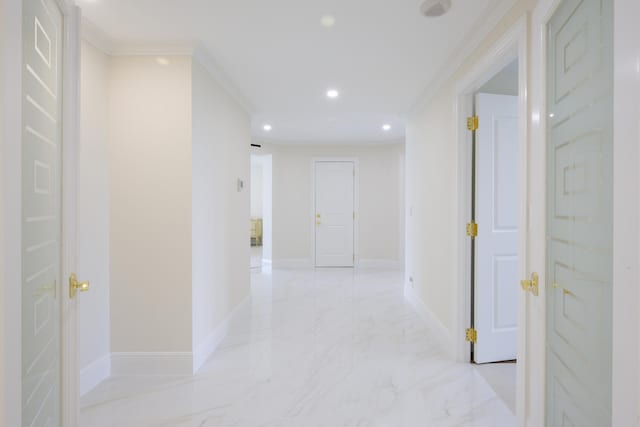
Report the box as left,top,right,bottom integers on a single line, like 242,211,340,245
382,124,392,131
326,89,340,99
321,15,336,27
263,124,272,131
420,0,452,17
156,57,170,66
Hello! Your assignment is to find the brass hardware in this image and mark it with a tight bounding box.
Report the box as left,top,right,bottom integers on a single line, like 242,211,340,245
316,214,321,218
552,283,574,296
467,116,479,131
69,273,90,299
316,221,321,225
466,222,478,238
520,272,539,296
465,328,477,343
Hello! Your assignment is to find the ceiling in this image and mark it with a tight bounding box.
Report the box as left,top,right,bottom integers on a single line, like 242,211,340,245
79,0,512,143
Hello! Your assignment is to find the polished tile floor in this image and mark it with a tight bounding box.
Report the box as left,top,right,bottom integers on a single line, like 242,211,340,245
80,268,515,426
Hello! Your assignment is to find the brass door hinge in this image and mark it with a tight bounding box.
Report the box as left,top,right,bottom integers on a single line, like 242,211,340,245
467,116,479,131
465,328,477,343
466,222,478,238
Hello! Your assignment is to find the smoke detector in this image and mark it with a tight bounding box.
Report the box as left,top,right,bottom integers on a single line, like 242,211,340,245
420,0,452,17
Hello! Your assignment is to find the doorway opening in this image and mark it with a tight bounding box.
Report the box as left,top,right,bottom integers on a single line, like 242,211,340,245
250,154,272,269
454,20,528,415
468,58,520,412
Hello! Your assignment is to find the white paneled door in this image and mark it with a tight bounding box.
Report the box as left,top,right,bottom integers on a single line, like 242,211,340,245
315,162,355,267
546,0,613,425
22,0,63,425
474,93,519,364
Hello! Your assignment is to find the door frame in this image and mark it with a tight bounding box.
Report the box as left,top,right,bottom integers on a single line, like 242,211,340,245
310,157,359,267
453,13,528,421
0,1,81,426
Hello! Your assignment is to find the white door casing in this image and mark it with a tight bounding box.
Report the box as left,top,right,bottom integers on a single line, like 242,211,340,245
474,93,519,364
314,161,355,267
545,0,613,425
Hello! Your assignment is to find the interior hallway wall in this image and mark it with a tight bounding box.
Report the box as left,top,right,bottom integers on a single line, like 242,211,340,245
109,55,193,354
405,0,535,341
253,142,405,266
191,59,250,371
78,40,111,393
250,163,263,218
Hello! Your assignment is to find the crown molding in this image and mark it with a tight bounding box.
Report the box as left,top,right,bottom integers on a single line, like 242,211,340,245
408,0,518,115
80,19,255,114
192,45,256,114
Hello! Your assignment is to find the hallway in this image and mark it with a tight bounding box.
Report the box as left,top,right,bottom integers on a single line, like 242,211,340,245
80,268,514,426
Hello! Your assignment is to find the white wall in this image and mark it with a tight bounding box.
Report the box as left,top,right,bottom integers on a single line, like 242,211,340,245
78,40,111,393
405,0,534,337
1,0,22,424
254,142,405,266
191,59,250,371
109,56,193,353
612,0,640,422
250,163,263,218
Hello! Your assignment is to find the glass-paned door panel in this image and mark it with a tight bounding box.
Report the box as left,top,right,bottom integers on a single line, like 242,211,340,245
22,0,63,425
545,0,613,426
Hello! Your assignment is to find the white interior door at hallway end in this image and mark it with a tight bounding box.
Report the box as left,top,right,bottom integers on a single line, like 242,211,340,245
22,0,64,425
315,161,355,267
474,93,519,364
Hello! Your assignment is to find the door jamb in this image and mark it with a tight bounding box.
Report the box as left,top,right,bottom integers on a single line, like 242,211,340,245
310,157,359,267
58,1,81,426
453,13,528,422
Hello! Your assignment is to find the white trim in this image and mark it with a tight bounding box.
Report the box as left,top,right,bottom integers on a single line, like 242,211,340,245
192,46,255,114
452,13,528,425
410,0,516,115
356,259,402,270
193,296,250,373
404,284,455,359
59,3,81,426
111,352,193,377
80,17,114,55
310,157,360,268
79,354,111,396
271,258,313,269
612,0,640,424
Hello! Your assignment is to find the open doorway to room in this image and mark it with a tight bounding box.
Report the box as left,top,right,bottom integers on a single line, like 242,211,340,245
250,154,272,269
472,58,519,411
460,55,523,414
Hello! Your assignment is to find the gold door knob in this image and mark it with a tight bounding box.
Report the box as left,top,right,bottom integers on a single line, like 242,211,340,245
69,273,90,299
520,272,539,296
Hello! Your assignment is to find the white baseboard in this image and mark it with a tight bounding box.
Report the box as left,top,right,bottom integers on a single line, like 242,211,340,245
271,258,313,269
111,352,193,376
192,296,250,373
357,259,402,269
79,354,111,396
404,283,455,358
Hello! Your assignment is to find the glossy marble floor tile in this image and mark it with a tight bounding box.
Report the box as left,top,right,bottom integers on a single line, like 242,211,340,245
80,268,515,427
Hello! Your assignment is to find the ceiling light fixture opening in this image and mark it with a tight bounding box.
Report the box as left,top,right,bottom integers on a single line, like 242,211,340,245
321,15,336,27
420,0,452,17
263,124,272,131
382,124,392,131
326,89,340,99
